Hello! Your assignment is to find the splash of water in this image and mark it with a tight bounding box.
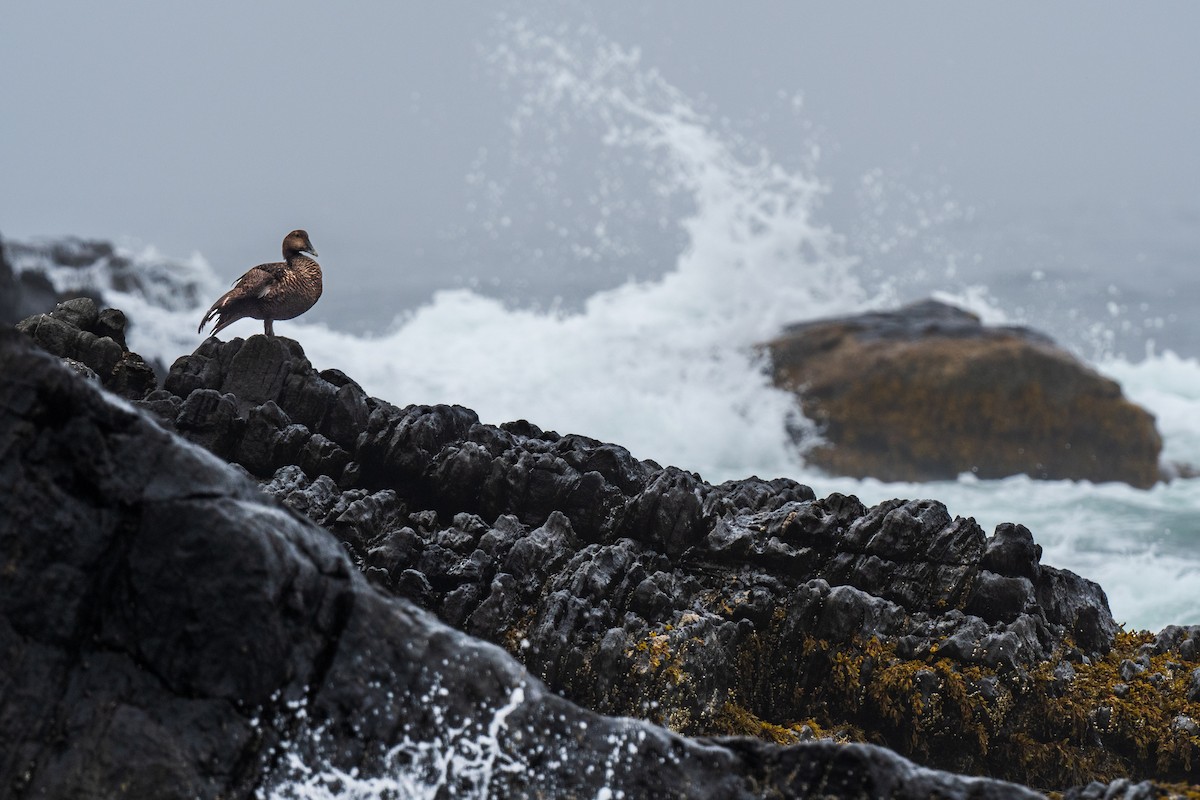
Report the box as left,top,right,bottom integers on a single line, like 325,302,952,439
261,684,529,800
111,17,861,479
13,17,1199,632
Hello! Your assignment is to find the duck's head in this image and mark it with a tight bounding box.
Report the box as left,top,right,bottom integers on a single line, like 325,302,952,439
283,229,318,258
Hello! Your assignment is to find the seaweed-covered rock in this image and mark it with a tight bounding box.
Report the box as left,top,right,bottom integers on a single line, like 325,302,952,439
142,332,1153,789
766,299,1162,487
0,329,1046,800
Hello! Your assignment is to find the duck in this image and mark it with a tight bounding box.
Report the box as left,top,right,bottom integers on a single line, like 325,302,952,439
198,229,322,338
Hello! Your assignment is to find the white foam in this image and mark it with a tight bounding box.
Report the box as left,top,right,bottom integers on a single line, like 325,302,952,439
30,18,1199,634
1102,350,1200,466
123,17,859,481
262,684,529,800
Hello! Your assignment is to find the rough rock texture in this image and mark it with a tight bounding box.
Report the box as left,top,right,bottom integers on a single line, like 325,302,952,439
765,299,1163,488
16,297,158,400
12,312,1200,796
0,329,1046,799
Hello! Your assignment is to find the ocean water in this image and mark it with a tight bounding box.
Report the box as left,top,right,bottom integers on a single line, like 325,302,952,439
12,15,1198,797
16,17,1196,639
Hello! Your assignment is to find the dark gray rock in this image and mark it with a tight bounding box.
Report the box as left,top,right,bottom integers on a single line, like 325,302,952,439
981,522,1043,580
1147,624,1200,662
1173,715,1198,735
16,297,158,400
0,329,1047,800
13,309,1194,795
137,334,1134,762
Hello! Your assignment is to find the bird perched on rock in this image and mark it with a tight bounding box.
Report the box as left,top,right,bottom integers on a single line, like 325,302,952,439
198,229,322,338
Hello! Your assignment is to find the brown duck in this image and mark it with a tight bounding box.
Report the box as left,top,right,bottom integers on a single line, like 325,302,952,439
198,229,322,337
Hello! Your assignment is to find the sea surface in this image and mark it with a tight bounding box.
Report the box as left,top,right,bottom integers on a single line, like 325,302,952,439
12,16,1199,797
17,18,1197,639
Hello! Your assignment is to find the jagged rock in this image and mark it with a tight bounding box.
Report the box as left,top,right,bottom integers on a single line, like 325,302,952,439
0,329,1047,800
1147,625,1200,662
157,334,1136,776
15,297,157,400
765,299,1162,487
12,311,1199,795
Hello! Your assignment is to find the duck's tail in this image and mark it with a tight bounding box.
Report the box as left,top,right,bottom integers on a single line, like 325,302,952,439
197,289,245,337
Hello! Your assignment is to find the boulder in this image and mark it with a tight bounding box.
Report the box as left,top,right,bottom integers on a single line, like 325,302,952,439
765,299,1162,487
0,329,1045,800
16,297,158,400
11,311,1200,795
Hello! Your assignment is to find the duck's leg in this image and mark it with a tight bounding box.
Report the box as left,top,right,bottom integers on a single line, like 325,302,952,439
264,319,274,337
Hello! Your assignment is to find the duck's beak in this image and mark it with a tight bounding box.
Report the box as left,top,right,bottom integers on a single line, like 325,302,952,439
307,245,319,257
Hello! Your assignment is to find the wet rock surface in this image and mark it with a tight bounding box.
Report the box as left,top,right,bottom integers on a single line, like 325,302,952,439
1,330,1046,799
766,299,1163,487
8,311,1200,796
16,297,157,400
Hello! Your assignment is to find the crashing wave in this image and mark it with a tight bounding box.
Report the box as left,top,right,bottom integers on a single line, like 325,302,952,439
5,236,219,313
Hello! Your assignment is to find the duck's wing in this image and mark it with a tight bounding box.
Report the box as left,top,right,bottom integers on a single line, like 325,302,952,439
231,262,287,297
198,262,286,334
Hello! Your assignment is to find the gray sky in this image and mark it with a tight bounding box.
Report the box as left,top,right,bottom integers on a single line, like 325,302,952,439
3,2,1199,329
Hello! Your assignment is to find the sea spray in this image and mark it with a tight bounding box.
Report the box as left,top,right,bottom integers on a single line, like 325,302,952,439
8,19,1198,632
257,679,659,800
201,18,858,480
260,683,529,800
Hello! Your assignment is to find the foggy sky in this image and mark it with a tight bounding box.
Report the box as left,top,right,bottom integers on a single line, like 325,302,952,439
3,1,1198,323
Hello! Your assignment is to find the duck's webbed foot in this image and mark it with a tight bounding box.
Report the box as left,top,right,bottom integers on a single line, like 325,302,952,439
264,319,274,337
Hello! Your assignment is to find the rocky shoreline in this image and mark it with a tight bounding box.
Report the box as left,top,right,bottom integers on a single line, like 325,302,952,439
4,299,1199,798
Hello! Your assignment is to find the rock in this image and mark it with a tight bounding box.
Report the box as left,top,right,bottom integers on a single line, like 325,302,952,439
1119,658,1146,682
765,299,1162,487
11,309,1199,796
16,298,158,400
1147,624,1200,662
981,522,1043,580
144,330,1139,786
0,329,1047,800
1173,715,1198,735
